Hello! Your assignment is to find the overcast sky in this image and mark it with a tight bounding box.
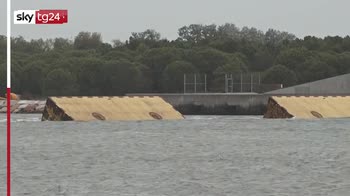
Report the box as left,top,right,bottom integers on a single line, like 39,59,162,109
1,0,350,42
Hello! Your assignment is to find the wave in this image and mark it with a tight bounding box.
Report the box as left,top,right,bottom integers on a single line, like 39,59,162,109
0,117,41,123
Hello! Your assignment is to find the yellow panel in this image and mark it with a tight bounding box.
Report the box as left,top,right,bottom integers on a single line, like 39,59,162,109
268,96,350,119
43,96,184,121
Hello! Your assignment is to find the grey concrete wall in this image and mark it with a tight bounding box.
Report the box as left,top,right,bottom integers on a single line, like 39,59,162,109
158,93,268,107
266,73,350,95
128,93,270,115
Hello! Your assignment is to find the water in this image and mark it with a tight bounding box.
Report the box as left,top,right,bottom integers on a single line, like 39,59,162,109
0,114,350,196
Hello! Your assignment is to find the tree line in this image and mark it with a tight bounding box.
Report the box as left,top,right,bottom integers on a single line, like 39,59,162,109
0,23,350,98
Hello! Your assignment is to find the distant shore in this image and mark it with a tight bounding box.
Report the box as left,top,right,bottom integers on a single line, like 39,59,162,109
0,100,46,113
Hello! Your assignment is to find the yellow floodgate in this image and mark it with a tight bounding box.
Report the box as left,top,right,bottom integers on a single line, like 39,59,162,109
264,96,350,119
42,96,184,121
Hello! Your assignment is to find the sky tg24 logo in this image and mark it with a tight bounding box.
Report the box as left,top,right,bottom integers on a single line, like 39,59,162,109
14,10,68,24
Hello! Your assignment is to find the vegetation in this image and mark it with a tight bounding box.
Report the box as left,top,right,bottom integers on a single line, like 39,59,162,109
0,24,350,97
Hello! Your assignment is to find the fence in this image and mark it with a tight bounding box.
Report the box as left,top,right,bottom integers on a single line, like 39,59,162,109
183,74,207,93
183,73,282,94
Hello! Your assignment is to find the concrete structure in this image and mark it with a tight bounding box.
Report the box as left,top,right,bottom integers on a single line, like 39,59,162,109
266,73,350,95
264,96,350,119
3,74,348,116
128,74,350,115
0,100,46,113
42,96,184,121
128,93,269,115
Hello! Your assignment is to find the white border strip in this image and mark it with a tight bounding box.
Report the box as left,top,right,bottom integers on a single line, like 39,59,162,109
7,0,11,88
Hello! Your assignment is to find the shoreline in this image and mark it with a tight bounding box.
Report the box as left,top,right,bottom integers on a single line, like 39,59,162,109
0,100,46,113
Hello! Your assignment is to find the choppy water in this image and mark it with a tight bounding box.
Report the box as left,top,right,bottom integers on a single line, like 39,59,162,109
0,114,350,196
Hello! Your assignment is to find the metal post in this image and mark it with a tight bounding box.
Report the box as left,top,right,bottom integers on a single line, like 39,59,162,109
231,74,233,93
184,74,186,94
204,74,207,93
225,74,228,93
258,73,261,93
240,72,243,92
251,73,253,92
194,74,197,93
7,0,12,194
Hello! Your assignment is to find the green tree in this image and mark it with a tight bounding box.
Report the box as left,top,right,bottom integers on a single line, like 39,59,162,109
0,36,6,60
0,62,5,95
11,61,23,94
102,50,135,62
187,47,228,74
43,69,78,96
263,65,297,87
337,52,350,74
265,29,296,46
162,61,197,92
214,53,247,74
276,47,314,72
128,29,162,50
251,49,274,71
101,60,144,95
20,63,45,95
141,47,185,92
53,38,73,50
217,23,240,39
77,58,105,95
300,57,336,83
74,32,102,50
0,23,349,96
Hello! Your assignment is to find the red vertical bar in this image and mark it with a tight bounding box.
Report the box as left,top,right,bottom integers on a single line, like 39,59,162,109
7,88,11,196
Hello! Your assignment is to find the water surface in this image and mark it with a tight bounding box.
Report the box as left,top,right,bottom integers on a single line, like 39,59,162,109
0,114,349,196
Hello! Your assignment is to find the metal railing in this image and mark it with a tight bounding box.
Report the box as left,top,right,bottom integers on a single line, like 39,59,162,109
182,73,283,94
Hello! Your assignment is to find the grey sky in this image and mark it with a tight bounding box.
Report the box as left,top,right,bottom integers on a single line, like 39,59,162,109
1,0,350,42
